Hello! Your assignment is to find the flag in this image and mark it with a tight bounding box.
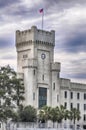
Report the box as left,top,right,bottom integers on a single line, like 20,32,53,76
39,8,43,13
39,8,44,30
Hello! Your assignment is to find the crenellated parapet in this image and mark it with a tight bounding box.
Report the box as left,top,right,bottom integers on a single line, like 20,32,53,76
70,82,86,91
16,26,55,47
60,78,86,91
60,78,70,89
51,62,61,72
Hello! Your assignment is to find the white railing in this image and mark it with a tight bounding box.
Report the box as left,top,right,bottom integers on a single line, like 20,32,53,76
1,122,83,130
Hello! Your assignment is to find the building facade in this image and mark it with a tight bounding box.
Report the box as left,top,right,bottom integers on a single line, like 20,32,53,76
16,26,86,127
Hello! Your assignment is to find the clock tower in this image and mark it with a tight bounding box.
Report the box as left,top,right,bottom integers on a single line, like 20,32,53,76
16,26,60,108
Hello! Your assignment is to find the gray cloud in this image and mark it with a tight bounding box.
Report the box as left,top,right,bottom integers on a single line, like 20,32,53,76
0,0,20,8
55,18,86,53
43,0,86,13
65,73,86,79
0,0,86,83
0,35,15,48
57,31,86,53
0,55,16,60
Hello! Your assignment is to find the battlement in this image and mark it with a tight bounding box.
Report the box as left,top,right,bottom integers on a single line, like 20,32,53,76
60,78,70,88
16,26,55,46
70,82,86,90
51,62,61,72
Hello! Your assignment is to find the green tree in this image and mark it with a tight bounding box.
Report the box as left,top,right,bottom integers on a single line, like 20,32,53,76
69,108,81,125
12,105,24,122
38,106,51,123
64,109,70,120
19,105,37,122
0,65,25,123
12,78,25,106
49,107,58,128
56,105,66,123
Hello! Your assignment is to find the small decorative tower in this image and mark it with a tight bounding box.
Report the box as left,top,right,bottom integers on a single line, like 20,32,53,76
16,26,60,108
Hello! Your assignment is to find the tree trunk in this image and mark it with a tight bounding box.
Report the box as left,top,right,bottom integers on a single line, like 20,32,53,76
73,119,76,130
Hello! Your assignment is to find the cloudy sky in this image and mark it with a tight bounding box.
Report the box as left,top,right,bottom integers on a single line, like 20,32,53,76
0,0,86,83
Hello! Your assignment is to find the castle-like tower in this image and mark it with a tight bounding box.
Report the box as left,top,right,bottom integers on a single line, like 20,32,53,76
16,26,86,127
16,26,60,108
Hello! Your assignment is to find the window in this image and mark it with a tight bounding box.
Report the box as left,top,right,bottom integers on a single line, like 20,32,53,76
64,91,67,98
39,87,47,108
42,75,44,80
77,103,79,110
23,54,28,58
84,104,86,110
57,73,59,78
33,92,35,100
64,102,67,109
83,114,86,121
84,93,86,100
33,70,35,75
70,92,73,99
70,103,73,110
77,93,80,99
53,83,55,90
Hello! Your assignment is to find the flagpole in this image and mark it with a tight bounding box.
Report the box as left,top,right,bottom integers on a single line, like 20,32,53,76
39,8,44,31
42,10,44,31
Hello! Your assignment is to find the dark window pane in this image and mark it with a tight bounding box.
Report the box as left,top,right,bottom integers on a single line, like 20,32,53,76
84,93,86,100
64,102,67,109
64,91,67,98
70,92,73,99
77,93,80,99
33,70,35,75
33,92,35,100
70,103,73,110
83,114,86,121
23,54,28,58
53,83,55,90
42,75,44,80
39,87,47,108
84,104,86,110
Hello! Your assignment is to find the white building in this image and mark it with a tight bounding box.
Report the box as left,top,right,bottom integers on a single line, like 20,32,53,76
16,26,86,128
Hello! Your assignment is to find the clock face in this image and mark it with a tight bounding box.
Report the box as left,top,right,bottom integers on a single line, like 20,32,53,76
41,53,46,59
